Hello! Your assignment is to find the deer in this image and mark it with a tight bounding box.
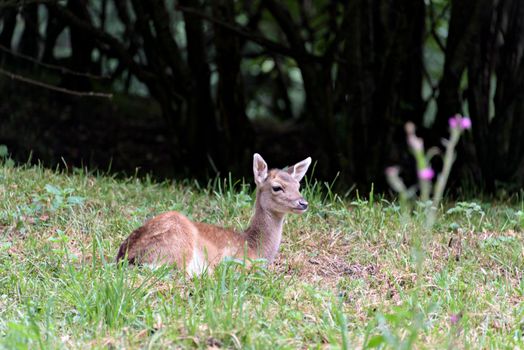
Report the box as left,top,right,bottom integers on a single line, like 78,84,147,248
115,153,312,275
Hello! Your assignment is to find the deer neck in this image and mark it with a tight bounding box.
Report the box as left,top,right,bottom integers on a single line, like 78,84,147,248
244,195,285,263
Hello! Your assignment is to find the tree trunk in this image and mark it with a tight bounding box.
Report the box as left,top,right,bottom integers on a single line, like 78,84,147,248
42,6,66,64
0,7,17,67
0,7,17,49
466,1,499,191
264,0,337,178
434,0,493,144
64,0,94,90
177,0,221,176
18,4,39,58
212,0,253,174
338,0,425,190
490,0,524,186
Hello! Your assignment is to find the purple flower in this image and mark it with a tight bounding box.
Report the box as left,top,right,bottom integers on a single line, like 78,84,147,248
449,313,462,325
418,167,435,181
449,114,460,129
460,117,472,129
449,114,472,130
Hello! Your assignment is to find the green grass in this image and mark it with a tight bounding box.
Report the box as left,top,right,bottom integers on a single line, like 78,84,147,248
0,162,523,349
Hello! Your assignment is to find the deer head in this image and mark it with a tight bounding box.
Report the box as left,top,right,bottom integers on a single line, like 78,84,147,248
253,153,312,215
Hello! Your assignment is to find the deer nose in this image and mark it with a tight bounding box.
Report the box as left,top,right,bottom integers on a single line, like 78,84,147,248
298,199,308,210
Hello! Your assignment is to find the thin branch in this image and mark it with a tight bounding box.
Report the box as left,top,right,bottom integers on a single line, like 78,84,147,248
422,63,438,98
238,0,265,48
177,5,325,63
0,43,110,79
427,0,449,52
0,67,113,98
324,3,354,62
0,0,57,8
149,0,189,85
51,3,155,84
264,0,306,52
298,0,315,43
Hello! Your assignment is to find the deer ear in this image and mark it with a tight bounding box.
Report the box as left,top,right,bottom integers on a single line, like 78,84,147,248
287,157,312,182
253,153,268,186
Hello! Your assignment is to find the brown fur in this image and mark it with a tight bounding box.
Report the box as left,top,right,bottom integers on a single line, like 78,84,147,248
115,154,312,274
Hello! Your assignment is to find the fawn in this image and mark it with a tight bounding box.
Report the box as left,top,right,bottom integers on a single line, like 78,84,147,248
115,153,312,275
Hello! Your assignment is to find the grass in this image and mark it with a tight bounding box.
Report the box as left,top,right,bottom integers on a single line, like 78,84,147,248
0,161,523,349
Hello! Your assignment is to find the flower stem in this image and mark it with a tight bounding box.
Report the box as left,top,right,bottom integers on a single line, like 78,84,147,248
427,128,461,227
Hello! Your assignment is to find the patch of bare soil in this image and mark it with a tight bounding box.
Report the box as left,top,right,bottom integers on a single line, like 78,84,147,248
272,252,379,289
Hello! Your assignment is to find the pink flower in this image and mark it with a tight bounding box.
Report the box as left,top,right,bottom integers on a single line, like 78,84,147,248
449,114,460,129
449,313,462,325
449,114,472,130
418,167,435,181
460,117,472,129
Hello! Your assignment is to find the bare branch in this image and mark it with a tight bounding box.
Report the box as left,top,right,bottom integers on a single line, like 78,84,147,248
177,5,324,63
324,4,353,62
0,43,110,79
0,0,57,8
427,0,450,52
264,0,306,53
50,3,155,84
149,0,189,84
0,67,113,98
298,0,314,43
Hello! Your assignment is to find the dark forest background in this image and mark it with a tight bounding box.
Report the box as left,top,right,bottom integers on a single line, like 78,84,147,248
1,0,524,194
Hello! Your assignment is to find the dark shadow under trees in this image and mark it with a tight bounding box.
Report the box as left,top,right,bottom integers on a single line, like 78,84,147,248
1,0,524,193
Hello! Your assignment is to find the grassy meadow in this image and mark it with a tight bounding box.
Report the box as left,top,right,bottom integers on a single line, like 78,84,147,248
0,161,523,349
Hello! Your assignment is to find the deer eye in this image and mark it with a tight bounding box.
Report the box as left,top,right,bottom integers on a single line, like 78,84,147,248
272,186,283,192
